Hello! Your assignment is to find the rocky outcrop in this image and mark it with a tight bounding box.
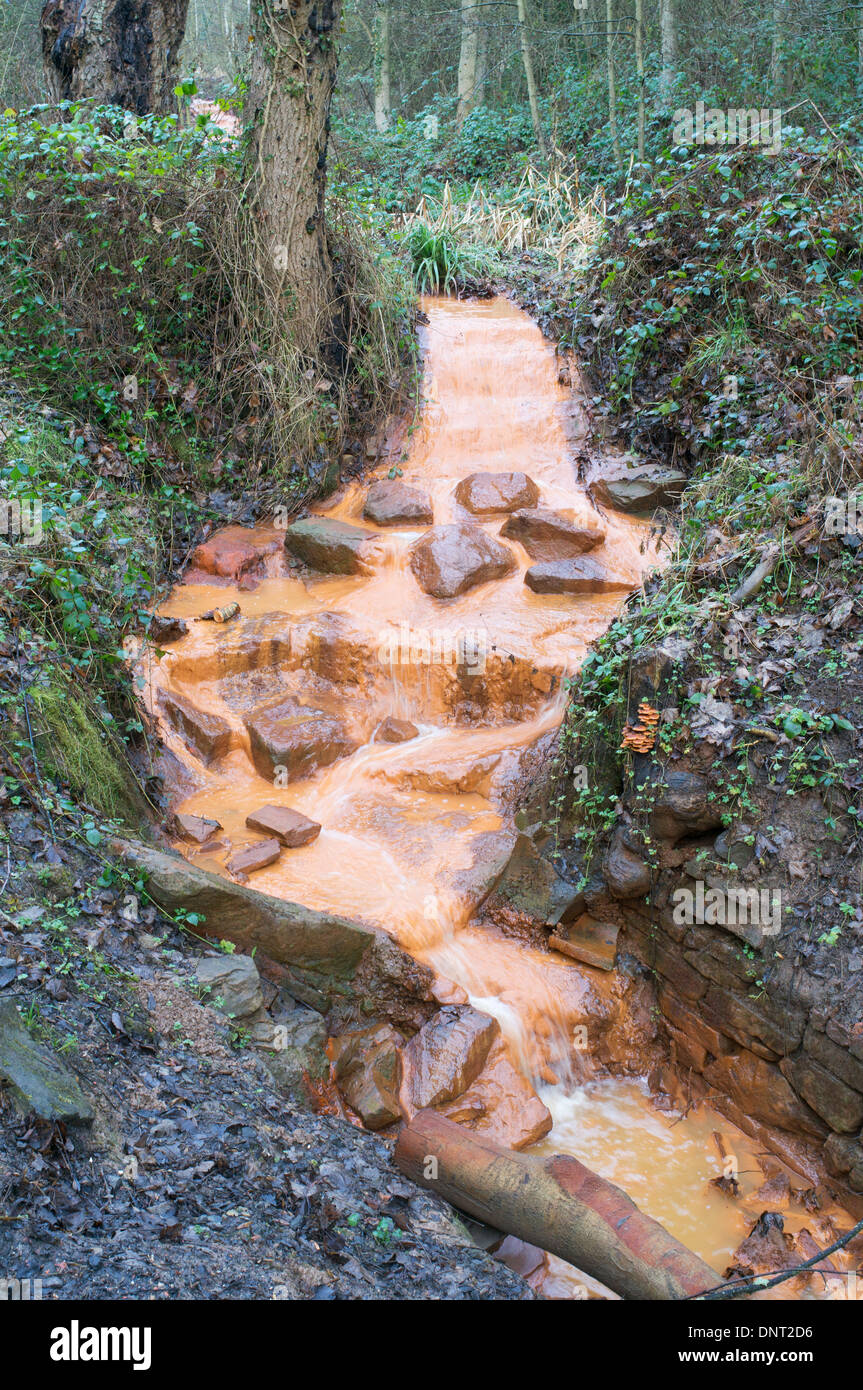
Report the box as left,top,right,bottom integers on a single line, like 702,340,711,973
499,508,604,561
0,998,94,1123
113,842,437,1027
409,523,517,598
364,480,434,526
454,472,540,516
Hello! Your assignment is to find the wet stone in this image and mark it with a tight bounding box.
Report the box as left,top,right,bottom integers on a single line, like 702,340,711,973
226,839,282,877
195,954,264,1020
454,472,540,517
409,522,517,599
169,812,223,845
283,517,379,574
331,1023,404,1130
375,717,420,744
363,480,434,526
589,469,686,513
404,1005,500,1109
499,508,605,561
245,805,322,848
524,557,633,594
160,690,233,765
246,696,356,781
549,914,619,971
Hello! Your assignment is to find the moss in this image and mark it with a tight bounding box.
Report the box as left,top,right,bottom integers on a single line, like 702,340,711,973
30,679,146,829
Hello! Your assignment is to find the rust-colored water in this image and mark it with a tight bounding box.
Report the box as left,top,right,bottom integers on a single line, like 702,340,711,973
139,297,859,1298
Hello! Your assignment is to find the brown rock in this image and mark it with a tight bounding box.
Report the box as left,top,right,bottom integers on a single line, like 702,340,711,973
283,517,378,574
589,470,686,513
245,805,322,848
246,696,356,781
160,690,233,765
550,914,619,971
436,1036,552,1149
375,716,419,744
604,829,652,899
409,523,517,599
226,838,282,876
170,812,223,845
363,480,433,526
404,1005,500,1108
780,1055,863,1134
524,557,633,594
704,1052,826,1136
148,614,188,645
191,526,277,581
454,471,540,517
499,508,604,561
331,1023,403,1129
657,989,730,1057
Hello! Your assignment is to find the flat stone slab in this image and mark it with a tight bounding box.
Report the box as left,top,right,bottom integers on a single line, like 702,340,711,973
283,517,379,574
226,838,282,876
363,480,433,527
550,914,619,971
524,557,634,594
500,508,605,561
454,472,540,517
409,522,517,599
170,812,223,845
0,998,94,1123
245,804,322,848
160,689,233,765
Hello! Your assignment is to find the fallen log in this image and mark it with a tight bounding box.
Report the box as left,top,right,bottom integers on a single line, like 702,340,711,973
395,1109,722,1300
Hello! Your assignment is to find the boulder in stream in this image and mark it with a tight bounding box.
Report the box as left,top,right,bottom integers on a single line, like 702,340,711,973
246,695,356,781
363,480,433,526
500,508,605,561
524,557,634,595
245,804,322,848
409,522,517,599
374,716,420,744
283,517,379,574
226,838,282,876
454,472,540,516
190,526,280,583
169,812,223,845
404,1005,500,1109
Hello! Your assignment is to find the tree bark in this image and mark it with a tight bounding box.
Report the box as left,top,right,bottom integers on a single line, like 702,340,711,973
456,0,480,126
395,1112,723,1301
373,0,391,133
634,0,644,163
658,0,676,106
40,0,190,115
516,0,545,156
771,0,786,99
605,0,622,170
245,0,341,356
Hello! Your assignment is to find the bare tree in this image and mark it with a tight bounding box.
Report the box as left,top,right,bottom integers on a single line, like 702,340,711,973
605,0,622,169
634,0,644,161
456,0,482,125
658,0,677,105
245,0,341,354
516,0,546,155
771,0,787,98
374,0,391,131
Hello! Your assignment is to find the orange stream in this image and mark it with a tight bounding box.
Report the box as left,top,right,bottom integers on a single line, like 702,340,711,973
140,297,857,1298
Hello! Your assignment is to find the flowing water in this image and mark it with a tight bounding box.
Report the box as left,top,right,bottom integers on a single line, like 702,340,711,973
141,296,859,1298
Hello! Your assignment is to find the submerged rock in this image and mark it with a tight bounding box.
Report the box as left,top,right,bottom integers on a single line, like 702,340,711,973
524,557,633,595
245,696,356,781
454,472,540,517
245,805,322,848
169,812,223,844
283,517,379,574
363,480,433,526
331,1023,404,1129
0,998,94,1123
500,508,604,561
195,954,264,1020
409,523,517,598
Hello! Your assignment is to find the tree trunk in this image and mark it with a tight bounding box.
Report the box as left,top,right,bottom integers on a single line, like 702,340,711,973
516,0,546,156
245,0,340,356
374,0,391,133
634,0,644,163
771,0,786,99
658,0,676,106
605,0,622,170
456,0,480,126
40,0,190,115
